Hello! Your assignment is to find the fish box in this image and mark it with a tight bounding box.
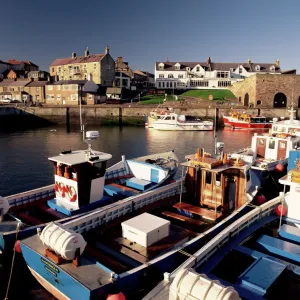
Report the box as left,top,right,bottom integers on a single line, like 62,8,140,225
121,213,170,248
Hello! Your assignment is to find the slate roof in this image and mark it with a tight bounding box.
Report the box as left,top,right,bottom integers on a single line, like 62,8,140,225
9,80,31,87
0,80,14,86
51,80,88,85
155,61,282,73
26,81,49,87
50,54,104,66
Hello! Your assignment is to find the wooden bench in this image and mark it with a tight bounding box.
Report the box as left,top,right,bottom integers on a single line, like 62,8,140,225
162,211,205,226
173,202,222,221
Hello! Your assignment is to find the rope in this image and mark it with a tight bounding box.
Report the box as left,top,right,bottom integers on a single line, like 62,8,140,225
4,222,21,300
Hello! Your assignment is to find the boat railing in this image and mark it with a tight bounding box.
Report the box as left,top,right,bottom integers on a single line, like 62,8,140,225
167,195,281,280
67,179,185,233
4,184,55,207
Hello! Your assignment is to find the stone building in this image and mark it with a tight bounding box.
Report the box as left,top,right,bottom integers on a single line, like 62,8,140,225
229,73,300,108
49,46,115,86
23,81,48,103
45,79,101,105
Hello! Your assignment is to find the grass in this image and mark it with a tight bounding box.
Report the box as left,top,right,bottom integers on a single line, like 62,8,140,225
181,89,235,100
139,95,177,105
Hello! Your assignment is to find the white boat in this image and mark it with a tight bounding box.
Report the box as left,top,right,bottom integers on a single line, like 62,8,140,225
151,112,214,131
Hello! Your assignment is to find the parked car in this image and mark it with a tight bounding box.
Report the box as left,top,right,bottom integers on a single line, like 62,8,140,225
0,99,12,103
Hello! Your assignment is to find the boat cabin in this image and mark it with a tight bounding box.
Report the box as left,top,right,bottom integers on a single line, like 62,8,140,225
229,112,268,124
250,133,300,161
49,149,112,215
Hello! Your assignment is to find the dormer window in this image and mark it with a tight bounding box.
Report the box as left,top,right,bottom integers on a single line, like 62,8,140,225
174,63,181,70
255,65,260,71
186,67,190,71
270,65,275,72
158,63,164,70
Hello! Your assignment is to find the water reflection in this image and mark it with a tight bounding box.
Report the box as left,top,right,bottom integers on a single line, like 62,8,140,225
0,126,260,196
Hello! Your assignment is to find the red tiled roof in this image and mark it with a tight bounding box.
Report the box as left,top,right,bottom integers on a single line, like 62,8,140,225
50,54,105,66
8,59,38,67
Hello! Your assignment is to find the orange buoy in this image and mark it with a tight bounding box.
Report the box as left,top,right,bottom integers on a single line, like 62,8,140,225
14,240,22,253
256,195,267,205
275,204,287,216
275,163,285,172
107,292,126,300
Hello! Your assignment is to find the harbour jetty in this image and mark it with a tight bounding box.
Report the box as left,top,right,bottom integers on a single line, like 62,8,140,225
0,105,296,128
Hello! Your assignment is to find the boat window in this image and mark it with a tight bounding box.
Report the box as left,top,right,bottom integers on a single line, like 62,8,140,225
279,141,286,149
206,172,212,184
268,139,275,149
246,169,250,182
259,139,265,145
216,174,221,186
165,116,171,120
172,117,175,120
273,126,278,132
93,161,107,177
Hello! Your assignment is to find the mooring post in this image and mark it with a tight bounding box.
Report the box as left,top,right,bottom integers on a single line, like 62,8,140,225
119,107,123,127
66,107,70,133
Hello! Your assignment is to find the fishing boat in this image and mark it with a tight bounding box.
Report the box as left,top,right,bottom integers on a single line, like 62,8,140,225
223,110,272,129
145,107,213,131
228,107,300,199
19,143,277,300
146,150,300,300
0,131,179,255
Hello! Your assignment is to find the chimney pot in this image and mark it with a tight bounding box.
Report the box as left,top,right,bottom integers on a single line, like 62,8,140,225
72,52,76,59
85,47,89,57
248,58,251,64
207,57,211,64
275,59,280,67
105,45,109,54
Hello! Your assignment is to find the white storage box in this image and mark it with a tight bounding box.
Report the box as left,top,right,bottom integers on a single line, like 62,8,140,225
121,213,170,248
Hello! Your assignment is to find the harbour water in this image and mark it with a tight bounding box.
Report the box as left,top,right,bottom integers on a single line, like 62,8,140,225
0,125,260,299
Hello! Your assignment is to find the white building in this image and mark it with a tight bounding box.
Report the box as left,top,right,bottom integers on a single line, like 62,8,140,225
155,58,284,90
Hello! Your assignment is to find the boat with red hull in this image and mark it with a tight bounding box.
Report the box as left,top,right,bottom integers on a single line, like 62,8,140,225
223,111,272,129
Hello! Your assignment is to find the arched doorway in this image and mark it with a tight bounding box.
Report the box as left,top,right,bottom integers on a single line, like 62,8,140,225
273,92,287,108
238,96,241,103
244,93,249,107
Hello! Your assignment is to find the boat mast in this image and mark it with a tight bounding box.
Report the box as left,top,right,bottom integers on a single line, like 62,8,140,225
79,90,85,141
214,108,217,154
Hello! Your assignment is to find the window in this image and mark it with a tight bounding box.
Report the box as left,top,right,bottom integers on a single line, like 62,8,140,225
166,82,169,88
196,67,200,72
218,81,231,87
47,94,54,100
158,82,161,88
257,100,262,105
255,65,260,71
52,68,54,72
165,116,171,120
270,66,275,72
206,172,212,184
58,67,61,73
74,66,80,73
279,142,286,149
162,82,165,88
170,82,172,88
94,64,97,70
57,85,61,90
268,139,275,149
178,74,184,78
57,94,61,100
239,67,243,74
216,71,229,78
159,74,164,78
168,74,173,78
71,94,78,101
190,81,208,87
47,85,53,90
259,139,265,145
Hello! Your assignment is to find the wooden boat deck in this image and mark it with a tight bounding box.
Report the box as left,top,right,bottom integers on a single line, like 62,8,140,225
173,202,222,221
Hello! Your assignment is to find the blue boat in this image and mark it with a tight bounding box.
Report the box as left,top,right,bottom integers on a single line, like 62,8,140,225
0,130,179,255
19,145,274,300
147,150,300,300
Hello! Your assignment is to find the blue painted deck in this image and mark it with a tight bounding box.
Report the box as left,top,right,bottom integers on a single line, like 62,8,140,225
239,257,286,295
126,178,153,191
278,224,300,244
257,234,300,263
104,183,139,198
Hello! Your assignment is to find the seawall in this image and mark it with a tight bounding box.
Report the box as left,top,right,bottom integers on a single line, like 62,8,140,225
0,105,298,128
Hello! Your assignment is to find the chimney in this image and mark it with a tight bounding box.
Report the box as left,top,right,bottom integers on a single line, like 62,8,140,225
105,45,109,54
72,52,76,59
248,58,251,64
275,59,280,67
207,57,211,64
85,47,89,57
117,56,123,63
88,73,93,81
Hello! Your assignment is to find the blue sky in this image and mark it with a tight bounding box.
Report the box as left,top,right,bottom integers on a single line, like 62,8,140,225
0,0,299,73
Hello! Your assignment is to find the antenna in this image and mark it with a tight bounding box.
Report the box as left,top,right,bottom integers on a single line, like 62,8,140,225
84,131,99,158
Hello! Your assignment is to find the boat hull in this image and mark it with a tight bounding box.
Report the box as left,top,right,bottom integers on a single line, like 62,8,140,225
29,266,70,300
151,122,213,131
223,117,271,129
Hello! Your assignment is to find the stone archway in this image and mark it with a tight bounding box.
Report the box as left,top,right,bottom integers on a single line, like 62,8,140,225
274,92,287,108
244,93,249,107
